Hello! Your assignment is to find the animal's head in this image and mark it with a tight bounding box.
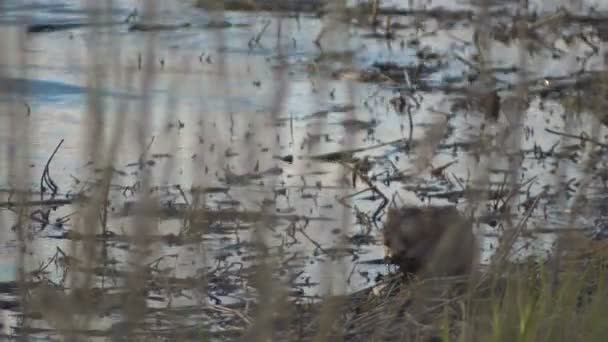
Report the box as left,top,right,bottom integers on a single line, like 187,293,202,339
383,207,429,258
383,206,468,260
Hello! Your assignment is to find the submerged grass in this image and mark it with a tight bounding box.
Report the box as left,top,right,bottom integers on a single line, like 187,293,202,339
2,0,608,341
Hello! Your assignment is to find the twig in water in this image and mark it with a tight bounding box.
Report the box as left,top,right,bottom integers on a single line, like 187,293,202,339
40,139,64,200
174,184,190,206
545,128,608,148
249,20,271,47
338,187,377,202
297,219,329,255
406,102,414,151
340,161,388,223
0,198,75,208
137,136,155,169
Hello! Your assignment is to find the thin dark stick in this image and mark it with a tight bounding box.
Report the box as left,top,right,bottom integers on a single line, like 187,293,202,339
137,136,155,169
1,198,75,208
545,128,608,148
174,184,190,206
340,161,389,223
407,105,414,152
40,139,64,200
298,228,328,255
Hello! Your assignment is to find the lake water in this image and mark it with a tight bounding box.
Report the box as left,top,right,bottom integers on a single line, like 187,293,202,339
1,0,608,339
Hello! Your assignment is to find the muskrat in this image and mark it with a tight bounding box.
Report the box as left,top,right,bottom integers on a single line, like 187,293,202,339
383,206,478,278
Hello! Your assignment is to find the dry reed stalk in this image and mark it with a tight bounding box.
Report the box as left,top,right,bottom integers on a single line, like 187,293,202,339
2,22,33,341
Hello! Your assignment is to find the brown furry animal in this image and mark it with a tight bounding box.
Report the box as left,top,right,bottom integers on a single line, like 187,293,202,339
383,206,478,278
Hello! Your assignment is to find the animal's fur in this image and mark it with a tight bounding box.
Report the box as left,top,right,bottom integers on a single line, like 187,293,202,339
383,206,478,278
